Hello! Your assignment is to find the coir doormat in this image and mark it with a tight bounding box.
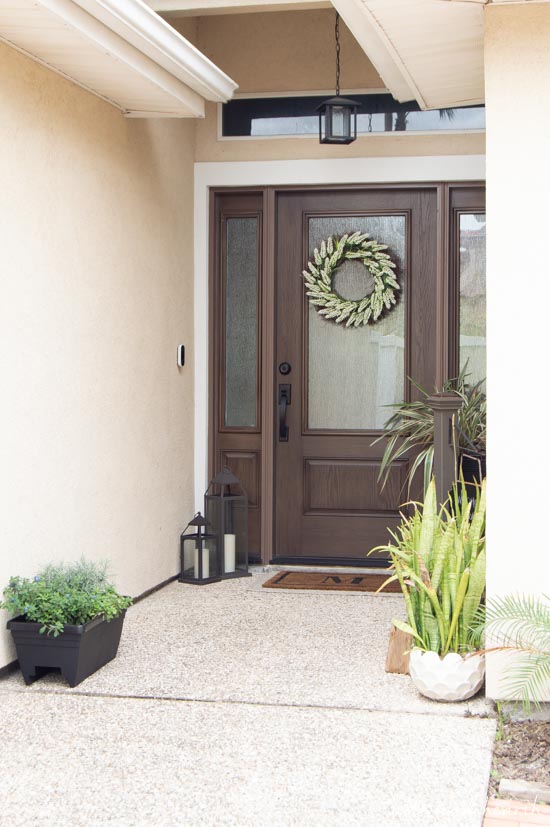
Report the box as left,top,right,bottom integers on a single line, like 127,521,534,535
262,571,401,593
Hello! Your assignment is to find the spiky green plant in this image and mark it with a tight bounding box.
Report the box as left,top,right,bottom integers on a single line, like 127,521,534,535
373,365,486,494
470,594,550,713
369,477,486,656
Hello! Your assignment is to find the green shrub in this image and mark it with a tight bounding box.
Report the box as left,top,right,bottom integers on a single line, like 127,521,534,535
0,558,132,636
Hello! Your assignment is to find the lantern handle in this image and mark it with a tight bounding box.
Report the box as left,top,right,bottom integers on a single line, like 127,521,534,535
181,511,209,535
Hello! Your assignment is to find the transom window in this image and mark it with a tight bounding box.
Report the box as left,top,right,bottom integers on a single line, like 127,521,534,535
222,94,485,138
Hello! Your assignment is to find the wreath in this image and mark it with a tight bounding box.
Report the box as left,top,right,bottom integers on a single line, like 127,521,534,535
302,232,400,327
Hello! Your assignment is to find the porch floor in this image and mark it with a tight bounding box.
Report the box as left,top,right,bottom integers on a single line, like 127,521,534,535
0,569,496,826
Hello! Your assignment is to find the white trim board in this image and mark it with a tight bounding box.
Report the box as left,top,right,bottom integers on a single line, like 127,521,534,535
193,154,486,509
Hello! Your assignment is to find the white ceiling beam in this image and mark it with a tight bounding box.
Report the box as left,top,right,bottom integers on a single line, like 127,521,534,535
332,0,423,104
72,0,238,100
148,0,328,15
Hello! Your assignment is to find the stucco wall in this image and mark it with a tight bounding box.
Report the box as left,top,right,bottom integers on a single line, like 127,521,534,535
0,43,196,667
485,3,550,701
172,10,485,162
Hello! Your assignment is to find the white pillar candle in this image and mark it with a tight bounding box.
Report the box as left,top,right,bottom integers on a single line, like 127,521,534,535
224,534,236,573
194,547,209,579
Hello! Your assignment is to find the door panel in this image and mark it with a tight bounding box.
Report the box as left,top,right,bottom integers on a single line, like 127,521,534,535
274,188,438,563
211,192,263,561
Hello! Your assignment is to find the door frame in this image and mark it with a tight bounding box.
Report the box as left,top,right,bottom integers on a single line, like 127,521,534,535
195,156,486,565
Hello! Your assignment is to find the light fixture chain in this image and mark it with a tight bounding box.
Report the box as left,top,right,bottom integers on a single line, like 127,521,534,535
335,11,340,97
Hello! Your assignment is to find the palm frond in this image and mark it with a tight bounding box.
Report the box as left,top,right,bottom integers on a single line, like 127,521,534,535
484,594,550,650
480,593,550,712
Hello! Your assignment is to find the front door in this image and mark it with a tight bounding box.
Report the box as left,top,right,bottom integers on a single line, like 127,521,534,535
274,188,438,563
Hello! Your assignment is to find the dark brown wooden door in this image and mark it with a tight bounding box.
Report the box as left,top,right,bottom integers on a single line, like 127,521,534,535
274,188,438,564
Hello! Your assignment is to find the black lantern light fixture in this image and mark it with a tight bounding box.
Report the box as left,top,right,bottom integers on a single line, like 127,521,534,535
204,467,250,580
179,512,221,585
318,12,358,145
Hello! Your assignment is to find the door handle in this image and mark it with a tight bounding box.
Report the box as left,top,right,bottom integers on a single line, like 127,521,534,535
278,383,291,442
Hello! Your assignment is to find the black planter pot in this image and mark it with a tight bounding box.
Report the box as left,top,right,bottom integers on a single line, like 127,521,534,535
459,450,486,485
7,610,127,687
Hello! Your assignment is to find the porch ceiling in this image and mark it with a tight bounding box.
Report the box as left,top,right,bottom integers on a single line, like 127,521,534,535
0,0,237,117
150,0,490,110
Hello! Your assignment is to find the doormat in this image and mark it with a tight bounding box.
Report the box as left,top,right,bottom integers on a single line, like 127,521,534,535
262,571,401,593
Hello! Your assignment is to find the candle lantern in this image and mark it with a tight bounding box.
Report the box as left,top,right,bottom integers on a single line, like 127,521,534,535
179,512,221,585
204,468,250,579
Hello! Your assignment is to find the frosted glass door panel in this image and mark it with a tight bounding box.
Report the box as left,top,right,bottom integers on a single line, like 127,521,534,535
308,216,405,430
459,214,486,386
224,217,258,428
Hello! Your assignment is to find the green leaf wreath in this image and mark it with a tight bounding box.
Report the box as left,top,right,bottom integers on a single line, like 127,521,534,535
302,232,400,327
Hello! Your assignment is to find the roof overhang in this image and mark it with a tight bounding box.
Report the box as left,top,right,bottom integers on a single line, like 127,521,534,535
0,0,238,117
332,0,485,109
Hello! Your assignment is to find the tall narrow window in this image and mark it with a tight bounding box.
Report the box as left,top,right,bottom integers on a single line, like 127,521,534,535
458,213,486,386
224,217,259,428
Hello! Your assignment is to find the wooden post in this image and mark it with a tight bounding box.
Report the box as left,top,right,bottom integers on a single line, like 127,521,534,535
385,623,412,674
426,392,462,506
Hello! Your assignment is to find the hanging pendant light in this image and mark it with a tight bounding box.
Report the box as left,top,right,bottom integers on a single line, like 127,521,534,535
318,12,359,145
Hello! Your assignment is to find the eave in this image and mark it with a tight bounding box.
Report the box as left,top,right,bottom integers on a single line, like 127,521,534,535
332,0,485,109
0,0,238,117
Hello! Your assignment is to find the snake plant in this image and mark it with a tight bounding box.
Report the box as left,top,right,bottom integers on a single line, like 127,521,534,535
370,477,486,656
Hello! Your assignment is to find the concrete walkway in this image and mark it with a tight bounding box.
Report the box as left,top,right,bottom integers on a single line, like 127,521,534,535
0,570,496,826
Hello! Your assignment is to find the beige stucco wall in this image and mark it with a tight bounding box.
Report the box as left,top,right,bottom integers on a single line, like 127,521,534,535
172,10,485,162
0,42,196,667
485,3,550,701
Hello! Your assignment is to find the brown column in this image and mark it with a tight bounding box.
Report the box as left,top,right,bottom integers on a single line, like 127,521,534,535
426,392,462,505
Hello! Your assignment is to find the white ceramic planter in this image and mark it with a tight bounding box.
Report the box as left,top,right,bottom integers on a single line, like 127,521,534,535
409,648,485,702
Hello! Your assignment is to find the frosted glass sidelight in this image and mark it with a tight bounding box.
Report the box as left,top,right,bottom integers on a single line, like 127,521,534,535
459,214,486,387
224,217,258,428
308,216,406,431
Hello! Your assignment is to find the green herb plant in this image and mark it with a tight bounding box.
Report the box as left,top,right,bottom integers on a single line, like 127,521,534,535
0,558,132,637
370,476,486,656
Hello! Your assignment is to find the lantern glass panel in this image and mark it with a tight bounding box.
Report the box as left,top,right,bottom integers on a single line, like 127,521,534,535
180,534,219,582
205,493,248,577
330,106,346,139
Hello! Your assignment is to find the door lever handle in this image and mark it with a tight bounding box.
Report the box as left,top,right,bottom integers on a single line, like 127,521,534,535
278,383,291,442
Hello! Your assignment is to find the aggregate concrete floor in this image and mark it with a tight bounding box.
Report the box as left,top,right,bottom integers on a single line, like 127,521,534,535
0,570,496,826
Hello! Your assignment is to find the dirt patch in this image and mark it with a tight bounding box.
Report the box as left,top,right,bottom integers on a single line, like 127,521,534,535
489,719,550,797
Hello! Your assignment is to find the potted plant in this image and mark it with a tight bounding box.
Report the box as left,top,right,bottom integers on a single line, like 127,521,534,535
1,558,132,687
370,477,486,701
373,365,486,495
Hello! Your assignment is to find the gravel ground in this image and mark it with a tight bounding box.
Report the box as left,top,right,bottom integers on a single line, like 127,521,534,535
489,719,550,797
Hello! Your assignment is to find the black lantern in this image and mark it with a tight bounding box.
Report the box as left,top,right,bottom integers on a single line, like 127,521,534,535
204,468,250,579
318,13,358,145
179,512,221,585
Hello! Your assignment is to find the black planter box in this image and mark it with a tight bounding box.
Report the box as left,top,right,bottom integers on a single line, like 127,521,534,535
7,611,127,687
